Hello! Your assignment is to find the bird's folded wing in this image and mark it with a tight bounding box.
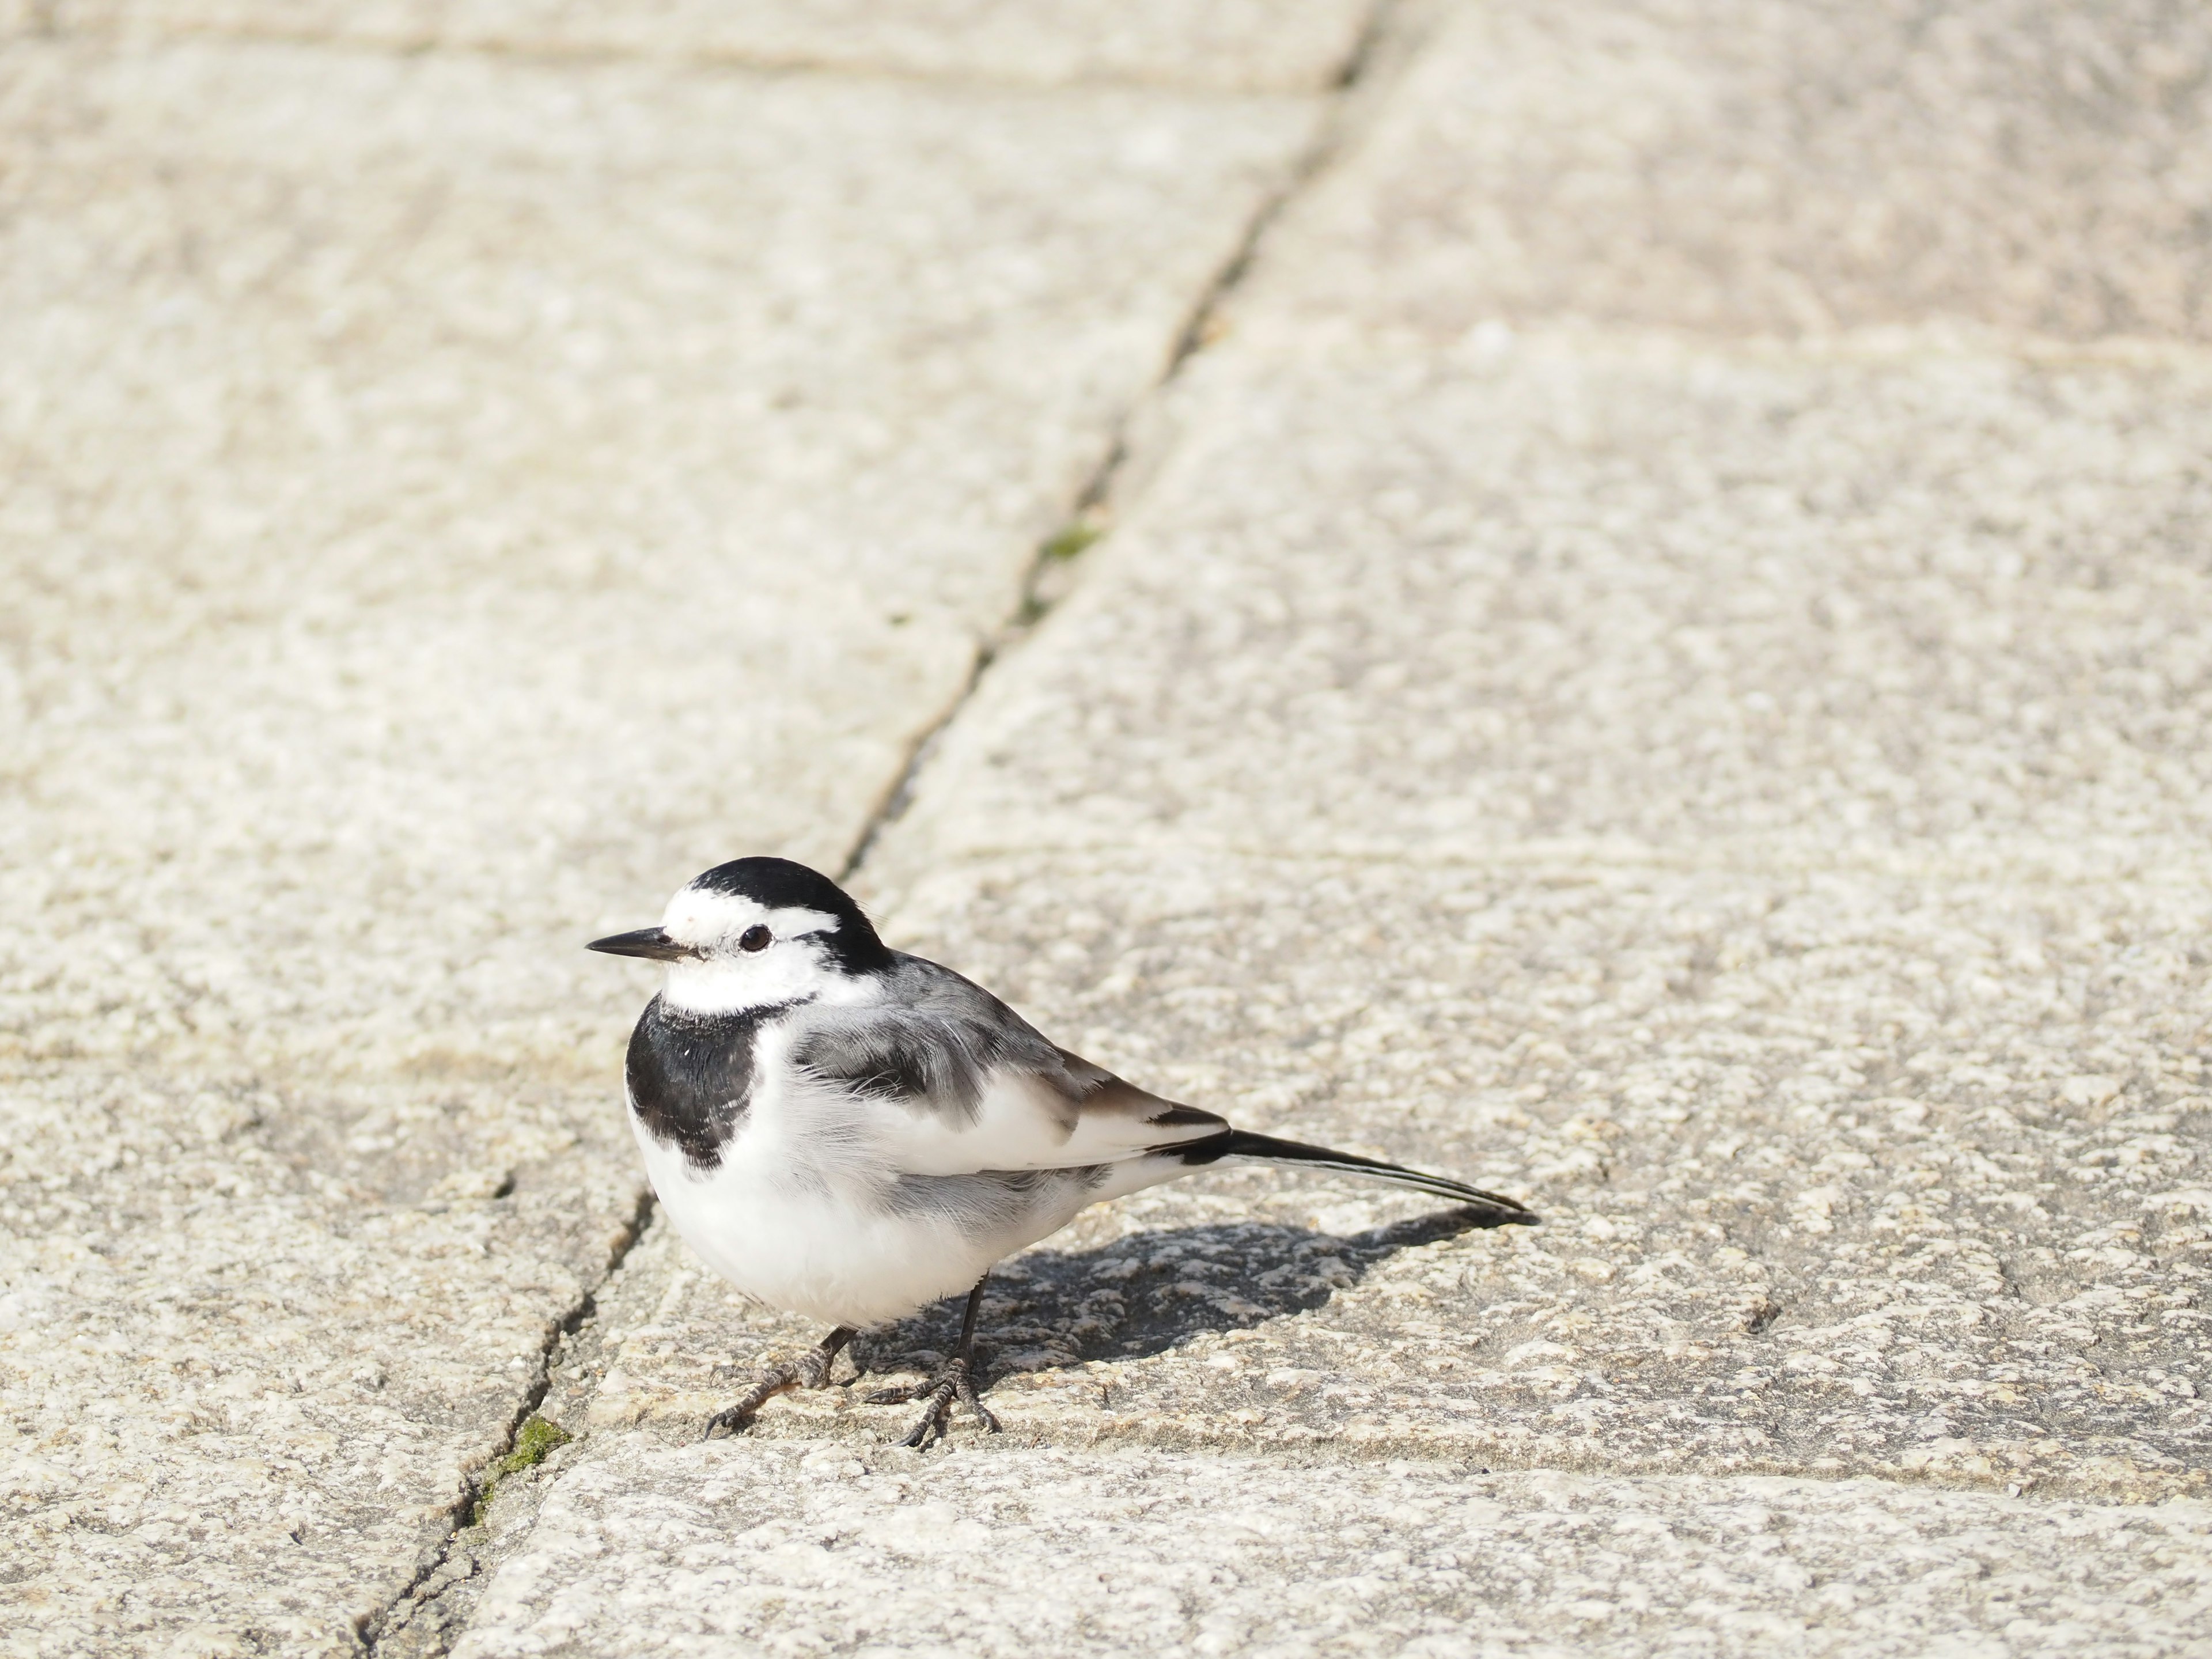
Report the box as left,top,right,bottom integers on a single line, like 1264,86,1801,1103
790,998,1226,1177
889,1065,1226,1176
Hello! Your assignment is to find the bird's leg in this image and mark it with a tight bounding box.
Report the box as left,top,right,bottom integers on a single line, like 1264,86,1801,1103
865,1277,1001,1448
702,1324,856,1440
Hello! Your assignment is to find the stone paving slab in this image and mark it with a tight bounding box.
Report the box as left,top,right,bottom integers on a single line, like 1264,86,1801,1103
0,40,1310,1141
1234,0,2212,340
0,36,1315,1656
484,363,2212,1659
41,0,1376,93
14,0,2212,1650
543,851,2211,1502
892,339,2212,877
880,855,2208,1494
823,339,2210,1501
449,12,2212,1648
453,1436,2212,1658
3,1160,641,1658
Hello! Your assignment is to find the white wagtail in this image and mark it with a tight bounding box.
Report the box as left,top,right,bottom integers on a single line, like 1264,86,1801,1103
590,856,1536,1446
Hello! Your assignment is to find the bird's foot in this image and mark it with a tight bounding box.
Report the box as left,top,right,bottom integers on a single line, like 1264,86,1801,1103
865,1354,1000,1448
702,1327,854,1440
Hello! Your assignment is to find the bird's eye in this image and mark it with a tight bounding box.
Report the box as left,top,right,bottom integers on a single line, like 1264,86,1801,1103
738,925,772,953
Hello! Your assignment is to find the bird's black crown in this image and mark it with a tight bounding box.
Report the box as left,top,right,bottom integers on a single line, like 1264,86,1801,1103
691,856,893,975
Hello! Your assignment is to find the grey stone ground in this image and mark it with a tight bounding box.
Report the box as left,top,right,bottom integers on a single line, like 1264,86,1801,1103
42,0,1376,93
0,10,1317,1653
6,1,2211,1655
454,1442,2212,1659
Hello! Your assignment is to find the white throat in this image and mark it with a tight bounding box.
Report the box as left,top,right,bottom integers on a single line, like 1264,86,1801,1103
658,948,872,1016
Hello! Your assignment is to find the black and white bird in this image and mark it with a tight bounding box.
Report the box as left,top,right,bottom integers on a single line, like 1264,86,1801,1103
590,857,1536,1446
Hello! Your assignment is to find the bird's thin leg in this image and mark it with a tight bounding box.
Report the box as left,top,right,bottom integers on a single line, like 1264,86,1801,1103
865,1277,1001,1448
703,1325,856,1440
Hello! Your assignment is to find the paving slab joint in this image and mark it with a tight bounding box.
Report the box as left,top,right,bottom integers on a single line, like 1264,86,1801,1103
841,0,1410,885
35,15,1350,100
1157,0,1411,375
360,1184,657,1655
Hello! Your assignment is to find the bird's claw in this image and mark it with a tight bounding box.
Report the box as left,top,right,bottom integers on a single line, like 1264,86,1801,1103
868,1355,999,1448
701,1330,853,1440
701,1371,797,1440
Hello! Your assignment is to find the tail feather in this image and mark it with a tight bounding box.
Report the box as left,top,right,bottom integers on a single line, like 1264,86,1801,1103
1175,1129,1539,1225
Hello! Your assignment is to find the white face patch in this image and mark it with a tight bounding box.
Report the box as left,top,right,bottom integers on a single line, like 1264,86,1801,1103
656,885,867,1015
660,887,840,955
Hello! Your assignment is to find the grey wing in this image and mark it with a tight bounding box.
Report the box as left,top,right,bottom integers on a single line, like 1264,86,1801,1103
787,952,1228,1176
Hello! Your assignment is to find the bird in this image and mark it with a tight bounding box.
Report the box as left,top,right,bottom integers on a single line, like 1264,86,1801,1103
589,855,1537,1447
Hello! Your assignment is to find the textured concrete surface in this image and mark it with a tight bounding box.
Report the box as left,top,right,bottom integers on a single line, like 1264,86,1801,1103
0,29,1319,1657
1240,0,2212,341
12,0,2212,1653
3,1172,643,1658
454,1438,2212,1658
40,0,1376,93
445,0,2212,1651
833,338,2212,1505
863,854,2211,1493
0,40,1309,1124
892,344,2212,874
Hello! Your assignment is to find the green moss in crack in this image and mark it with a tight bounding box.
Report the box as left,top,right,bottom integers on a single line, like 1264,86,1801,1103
1039,521,1102,563
472,1414,572,1525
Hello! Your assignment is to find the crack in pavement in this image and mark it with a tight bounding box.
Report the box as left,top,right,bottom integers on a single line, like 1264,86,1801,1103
842,0,1412,886
362,1185,657,1656
352,10,1412,1652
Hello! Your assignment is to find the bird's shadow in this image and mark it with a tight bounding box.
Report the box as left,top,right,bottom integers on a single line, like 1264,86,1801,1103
849,1206,1514,1382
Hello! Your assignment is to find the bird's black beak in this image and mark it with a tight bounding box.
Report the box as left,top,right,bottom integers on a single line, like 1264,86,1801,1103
586,926,699,962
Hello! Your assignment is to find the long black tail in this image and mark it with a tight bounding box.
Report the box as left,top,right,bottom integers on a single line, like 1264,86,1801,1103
1176,1130,1539,1226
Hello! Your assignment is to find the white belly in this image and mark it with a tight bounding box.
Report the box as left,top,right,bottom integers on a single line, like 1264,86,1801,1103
631,1107,1109,1327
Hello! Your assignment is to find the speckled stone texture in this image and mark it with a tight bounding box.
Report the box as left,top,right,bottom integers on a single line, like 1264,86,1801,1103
450,0,2212,1648
1238,0,2212,340
817,324,2212,1500
453,1438,2212,1658
891,343,2212,874
13,0,2212,1652
40,0,1376,93
825,355,2212,1504
539,845,2212,1502
0,30,1320,1658
0,40,1310,1123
